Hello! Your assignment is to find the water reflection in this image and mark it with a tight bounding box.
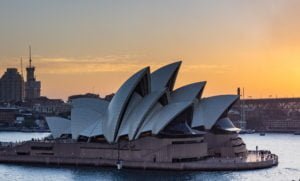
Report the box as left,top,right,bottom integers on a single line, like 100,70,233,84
0,164,237,181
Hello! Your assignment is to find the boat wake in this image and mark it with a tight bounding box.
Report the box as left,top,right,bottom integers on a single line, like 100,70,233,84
285,167,300,172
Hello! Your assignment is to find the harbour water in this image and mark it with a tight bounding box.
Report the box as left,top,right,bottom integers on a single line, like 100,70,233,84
0,132,299,181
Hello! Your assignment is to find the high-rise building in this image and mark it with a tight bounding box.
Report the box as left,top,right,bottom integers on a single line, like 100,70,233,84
25,46,41,100
0,68,24,102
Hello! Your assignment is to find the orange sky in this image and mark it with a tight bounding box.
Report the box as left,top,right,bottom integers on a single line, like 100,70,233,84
1,1,300,100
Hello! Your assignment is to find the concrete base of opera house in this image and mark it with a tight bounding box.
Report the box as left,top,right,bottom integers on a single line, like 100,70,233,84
0,137,278,171
0,151,278,171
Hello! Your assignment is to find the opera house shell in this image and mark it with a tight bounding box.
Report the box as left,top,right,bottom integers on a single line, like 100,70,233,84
0,62,278,171
47,61,241,142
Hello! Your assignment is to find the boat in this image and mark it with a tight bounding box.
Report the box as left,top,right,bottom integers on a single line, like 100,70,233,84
260,132,266,136
294,131,300,135
239,129,256,134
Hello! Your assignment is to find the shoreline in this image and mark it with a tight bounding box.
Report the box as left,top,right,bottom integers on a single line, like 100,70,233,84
0,129,297,134
0,127,50,133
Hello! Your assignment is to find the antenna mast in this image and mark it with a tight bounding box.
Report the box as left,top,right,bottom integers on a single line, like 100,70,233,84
29,45,32,68
20,57,24,78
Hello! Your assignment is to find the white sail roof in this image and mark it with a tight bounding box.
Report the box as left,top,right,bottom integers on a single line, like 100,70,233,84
151,61,181,92
134,102,163,139
104,67,150,143
170,82,206,103
79,120,103,137
46,117,71,138
115,92,142,141
71,98,109,115
116,89,166,141
214,117,241,132
45,62,241,144
137,101,194,137
70,98,108,139
192,95,239,129
71,107,105,139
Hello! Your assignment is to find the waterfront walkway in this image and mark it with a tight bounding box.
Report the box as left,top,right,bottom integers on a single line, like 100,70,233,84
202,151,278,164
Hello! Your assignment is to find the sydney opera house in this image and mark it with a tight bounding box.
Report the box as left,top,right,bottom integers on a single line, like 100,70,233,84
0,62,278,170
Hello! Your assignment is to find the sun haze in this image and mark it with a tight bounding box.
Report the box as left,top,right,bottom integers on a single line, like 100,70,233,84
1,0,300,100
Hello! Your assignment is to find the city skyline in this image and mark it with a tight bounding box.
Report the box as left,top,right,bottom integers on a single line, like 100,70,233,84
1,0,300,100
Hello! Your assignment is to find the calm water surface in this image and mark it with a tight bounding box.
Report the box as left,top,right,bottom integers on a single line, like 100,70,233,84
0,132,299,181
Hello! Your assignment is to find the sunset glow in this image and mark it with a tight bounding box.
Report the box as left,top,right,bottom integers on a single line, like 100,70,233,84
1,0,300,99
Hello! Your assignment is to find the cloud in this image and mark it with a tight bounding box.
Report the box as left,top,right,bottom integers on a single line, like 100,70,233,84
35,55,152,74
180,64,231,74
0,55,231,75
0,54,145,74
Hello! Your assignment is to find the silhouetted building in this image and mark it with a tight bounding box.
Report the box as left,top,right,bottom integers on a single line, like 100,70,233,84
25,46,41,100
22,96,71,115
104,93,114,101
0,107,18,126
0,68,24,102
230,98,300,132
68,93,100,103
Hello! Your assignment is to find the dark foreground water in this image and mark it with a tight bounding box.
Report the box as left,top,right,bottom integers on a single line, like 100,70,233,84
0,132,299,181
